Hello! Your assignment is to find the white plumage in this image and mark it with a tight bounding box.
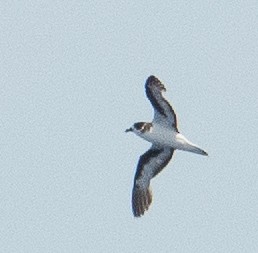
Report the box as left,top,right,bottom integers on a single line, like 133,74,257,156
126,75,208,217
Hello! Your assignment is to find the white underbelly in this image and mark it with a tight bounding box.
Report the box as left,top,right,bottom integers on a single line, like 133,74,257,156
140,126,178,147
135,124,206,155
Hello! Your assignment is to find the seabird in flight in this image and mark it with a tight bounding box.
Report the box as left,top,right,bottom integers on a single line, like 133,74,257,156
126,75,208,217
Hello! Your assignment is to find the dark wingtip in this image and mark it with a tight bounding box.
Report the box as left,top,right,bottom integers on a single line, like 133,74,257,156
145,75,166,92
146,75,158,83
132,187,152,218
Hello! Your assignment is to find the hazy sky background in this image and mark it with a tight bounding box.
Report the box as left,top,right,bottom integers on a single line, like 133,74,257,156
1,1,257,252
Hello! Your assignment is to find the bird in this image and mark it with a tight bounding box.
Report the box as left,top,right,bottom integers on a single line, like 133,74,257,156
126,75,208,217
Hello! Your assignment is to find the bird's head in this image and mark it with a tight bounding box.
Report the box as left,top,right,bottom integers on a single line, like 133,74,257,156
125,122,151,135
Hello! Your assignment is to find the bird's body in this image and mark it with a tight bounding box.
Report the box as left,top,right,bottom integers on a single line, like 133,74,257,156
133,123,206,155
126,76,208,217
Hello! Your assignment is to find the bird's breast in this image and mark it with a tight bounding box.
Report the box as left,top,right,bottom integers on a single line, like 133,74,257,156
139,125,177,147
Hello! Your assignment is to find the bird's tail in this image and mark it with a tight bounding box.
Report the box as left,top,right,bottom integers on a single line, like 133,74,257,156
187,145,208,156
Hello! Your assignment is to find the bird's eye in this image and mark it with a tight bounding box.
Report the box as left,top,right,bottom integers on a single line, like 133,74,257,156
134,122,145,130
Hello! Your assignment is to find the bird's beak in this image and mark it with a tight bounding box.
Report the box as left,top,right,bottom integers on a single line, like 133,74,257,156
125,128,133,133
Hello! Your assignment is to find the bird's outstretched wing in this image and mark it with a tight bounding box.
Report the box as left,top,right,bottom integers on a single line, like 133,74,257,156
145,75,178,131
132,145,174,217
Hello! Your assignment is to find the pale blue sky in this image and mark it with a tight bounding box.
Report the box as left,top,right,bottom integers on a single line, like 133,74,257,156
1,1,257,252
